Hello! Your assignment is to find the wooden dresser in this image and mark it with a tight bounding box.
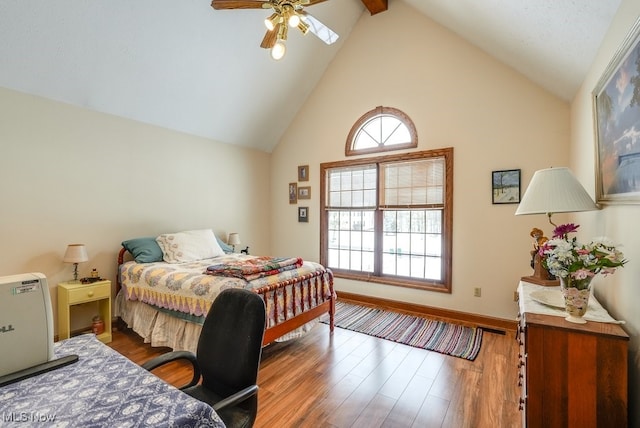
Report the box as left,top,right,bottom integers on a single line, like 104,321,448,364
517,281,628,427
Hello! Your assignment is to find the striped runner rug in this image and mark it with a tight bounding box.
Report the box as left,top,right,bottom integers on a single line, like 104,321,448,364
323,301,483,361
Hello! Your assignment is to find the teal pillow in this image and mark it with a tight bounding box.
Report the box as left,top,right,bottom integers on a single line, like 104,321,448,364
216,236,234,254
122,237,163,263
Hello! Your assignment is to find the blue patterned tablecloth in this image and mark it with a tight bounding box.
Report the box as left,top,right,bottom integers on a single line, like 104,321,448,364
0,334,225,427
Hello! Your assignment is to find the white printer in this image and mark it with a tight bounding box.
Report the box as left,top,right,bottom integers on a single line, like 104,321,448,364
0,273,55,377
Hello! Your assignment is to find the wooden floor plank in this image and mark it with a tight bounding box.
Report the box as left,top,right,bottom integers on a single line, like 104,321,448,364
413,394,450,428
353,393,397,428
382,374,433,427
378,346,428,400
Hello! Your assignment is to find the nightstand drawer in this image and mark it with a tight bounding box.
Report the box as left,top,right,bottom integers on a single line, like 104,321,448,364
67,283,110,304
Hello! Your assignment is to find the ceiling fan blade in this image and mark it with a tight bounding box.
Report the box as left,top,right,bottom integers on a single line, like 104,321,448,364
211,0,268,10
260,24,279,49
300,11,339,45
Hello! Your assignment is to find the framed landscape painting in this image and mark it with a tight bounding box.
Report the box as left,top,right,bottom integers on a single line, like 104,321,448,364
492,169,521,204
593,16,640,204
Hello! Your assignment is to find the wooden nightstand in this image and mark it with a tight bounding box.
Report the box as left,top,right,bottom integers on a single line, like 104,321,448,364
58,280,112,343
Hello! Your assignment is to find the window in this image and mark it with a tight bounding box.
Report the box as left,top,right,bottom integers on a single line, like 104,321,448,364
320,148,453,292
346,106,418,156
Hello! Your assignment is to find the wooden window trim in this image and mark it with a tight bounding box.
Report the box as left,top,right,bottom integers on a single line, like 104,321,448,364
345,106,418,156
320,147,454,293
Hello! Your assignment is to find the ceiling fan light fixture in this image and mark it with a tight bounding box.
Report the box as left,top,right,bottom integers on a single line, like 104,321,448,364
271,40,286,60
297,20,310,35
264,12,279,31
288,12,301,28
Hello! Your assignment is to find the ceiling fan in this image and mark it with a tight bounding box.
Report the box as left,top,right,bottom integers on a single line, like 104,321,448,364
211,0,339,60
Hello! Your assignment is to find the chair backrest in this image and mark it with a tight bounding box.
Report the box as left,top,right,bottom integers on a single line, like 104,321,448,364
197,288,266,399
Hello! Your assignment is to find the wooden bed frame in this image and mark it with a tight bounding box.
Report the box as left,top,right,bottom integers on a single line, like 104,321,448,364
116,247,335,346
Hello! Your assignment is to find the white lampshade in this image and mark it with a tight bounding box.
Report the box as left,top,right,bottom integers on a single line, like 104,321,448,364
227,233,241,246
515,167,598,217
63,244,89,263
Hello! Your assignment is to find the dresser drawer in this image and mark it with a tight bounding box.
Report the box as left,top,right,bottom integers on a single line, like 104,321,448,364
67,283,110,304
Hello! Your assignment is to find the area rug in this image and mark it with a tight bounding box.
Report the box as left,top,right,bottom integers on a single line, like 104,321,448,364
322,301,483,361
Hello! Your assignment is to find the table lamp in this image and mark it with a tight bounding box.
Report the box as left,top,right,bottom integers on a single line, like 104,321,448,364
515,167,598,285
63,244,89,282
227,233,241,252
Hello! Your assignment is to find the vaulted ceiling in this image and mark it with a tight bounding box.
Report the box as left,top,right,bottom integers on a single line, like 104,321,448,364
0,0,621,152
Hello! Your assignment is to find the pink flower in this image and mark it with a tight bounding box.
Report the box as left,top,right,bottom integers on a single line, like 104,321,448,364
572,269,594,280
553,223,579,239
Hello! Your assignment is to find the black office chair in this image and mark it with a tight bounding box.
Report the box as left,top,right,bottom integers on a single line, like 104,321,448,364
142,288,266,428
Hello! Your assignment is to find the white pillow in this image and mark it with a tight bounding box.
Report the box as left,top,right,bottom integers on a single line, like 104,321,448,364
156,229,225,263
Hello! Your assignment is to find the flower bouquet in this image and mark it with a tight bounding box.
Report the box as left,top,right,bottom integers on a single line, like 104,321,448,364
539,223,627,323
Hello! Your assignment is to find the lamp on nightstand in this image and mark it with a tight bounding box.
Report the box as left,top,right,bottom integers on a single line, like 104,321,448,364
515,167,598,285
227,233,241,253
63,244,89,282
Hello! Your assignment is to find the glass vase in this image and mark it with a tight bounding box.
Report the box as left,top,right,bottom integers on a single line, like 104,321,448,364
559,276,593,324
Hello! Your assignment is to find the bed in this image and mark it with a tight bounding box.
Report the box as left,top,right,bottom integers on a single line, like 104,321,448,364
114,230,335,353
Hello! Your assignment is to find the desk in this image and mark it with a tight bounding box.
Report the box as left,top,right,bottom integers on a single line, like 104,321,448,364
0,334,225,427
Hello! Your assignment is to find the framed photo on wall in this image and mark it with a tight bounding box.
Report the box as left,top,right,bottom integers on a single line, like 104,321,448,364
298,165,309,182
492,169,521,204
298,207,308,222
289,182,297,204
593,16,640,204
298,186,311,199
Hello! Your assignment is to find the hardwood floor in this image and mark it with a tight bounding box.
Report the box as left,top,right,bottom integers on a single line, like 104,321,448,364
108,322,521,427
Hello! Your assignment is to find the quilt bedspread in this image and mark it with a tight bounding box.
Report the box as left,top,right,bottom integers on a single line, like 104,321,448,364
119,254,333,327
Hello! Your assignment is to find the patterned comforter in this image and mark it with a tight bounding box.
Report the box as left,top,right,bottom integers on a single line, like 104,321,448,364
119,253,333,328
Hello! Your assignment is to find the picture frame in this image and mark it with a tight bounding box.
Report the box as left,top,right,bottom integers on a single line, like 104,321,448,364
298,207,308,223
492,169,521,204
298,186,311,200
593,16,640,204
289,182,297,204
298,165,309,182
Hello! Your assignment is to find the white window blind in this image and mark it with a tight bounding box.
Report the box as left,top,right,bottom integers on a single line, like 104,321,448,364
380,157,445,208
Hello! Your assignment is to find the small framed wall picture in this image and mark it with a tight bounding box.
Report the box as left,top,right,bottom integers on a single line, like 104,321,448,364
492,169,521,204
298,206,308,222
298,186,311,200
298,165,309,182
289,182,298,204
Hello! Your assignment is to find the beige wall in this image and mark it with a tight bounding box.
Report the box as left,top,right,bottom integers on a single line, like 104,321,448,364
270,1,570,321
0,86,271,331
571,0,640,422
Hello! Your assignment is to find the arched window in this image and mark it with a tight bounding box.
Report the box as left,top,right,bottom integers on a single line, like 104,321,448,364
346,106,418,156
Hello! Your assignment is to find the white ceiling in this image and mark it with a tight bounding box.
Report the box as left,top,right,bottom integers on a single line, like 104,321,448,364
0,0,621,152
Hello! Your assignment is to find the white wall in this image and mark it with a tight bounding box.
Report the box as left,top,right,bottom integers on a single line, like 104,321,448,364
570,0,640,423
0,86,271,332
270,1,570,321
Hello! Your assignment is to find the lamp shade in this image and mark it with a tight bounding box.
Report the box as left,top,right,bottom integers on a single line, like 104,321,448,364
63,244,89,263
227,233,241,246
515,167,598,216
